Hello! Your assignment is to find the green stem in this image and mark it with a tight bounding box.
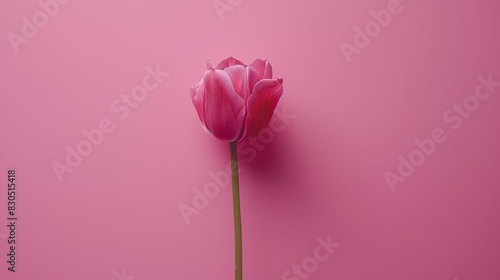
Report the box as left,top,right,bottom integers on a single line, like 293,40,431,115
230,141,242,280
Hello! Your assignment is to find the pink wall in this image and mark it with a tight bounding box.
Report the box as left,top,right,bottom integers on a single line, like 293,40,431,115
1,0,500,279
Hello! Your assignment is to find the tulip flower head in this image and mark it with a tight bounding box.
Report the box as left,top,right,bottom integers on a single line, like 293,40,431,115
191,57,284,142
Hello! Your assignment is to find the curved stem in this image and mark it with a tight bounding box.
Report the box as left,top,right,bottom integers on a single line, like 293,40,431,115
230,141,242,280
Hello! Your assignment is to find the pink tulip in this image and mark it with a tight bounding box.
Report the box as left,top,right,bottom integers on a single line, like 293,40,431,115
191,57,284,142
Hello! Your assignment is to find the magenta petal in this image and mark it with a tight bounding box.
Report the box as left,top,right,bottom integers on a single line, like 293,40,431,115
223,65,246,99
242,66,261,100
206,58,213,70
224,65,261,101
249,59,273,79
216,56,246,70
190,80,209,132
242,78,283,139
203,69,246,142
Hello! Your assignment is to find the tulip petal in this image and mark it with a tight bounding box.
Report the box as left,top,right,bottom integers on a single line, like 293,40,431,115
207,58,213,70
203,69,246,142
216,56,246,69
242,78,283,139
224,65,261,100
190,80,209,132
243,67,261,100
223,65,246,99
250,59,273,79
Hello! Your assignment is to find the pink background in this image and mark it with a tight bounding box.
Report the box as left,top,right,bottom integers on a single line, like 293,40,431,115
1,0,500,279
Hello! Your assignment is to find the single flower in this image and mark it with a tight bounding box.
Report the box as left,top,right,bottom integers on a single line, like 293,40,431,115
191,56,284,142
190,57,283,280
